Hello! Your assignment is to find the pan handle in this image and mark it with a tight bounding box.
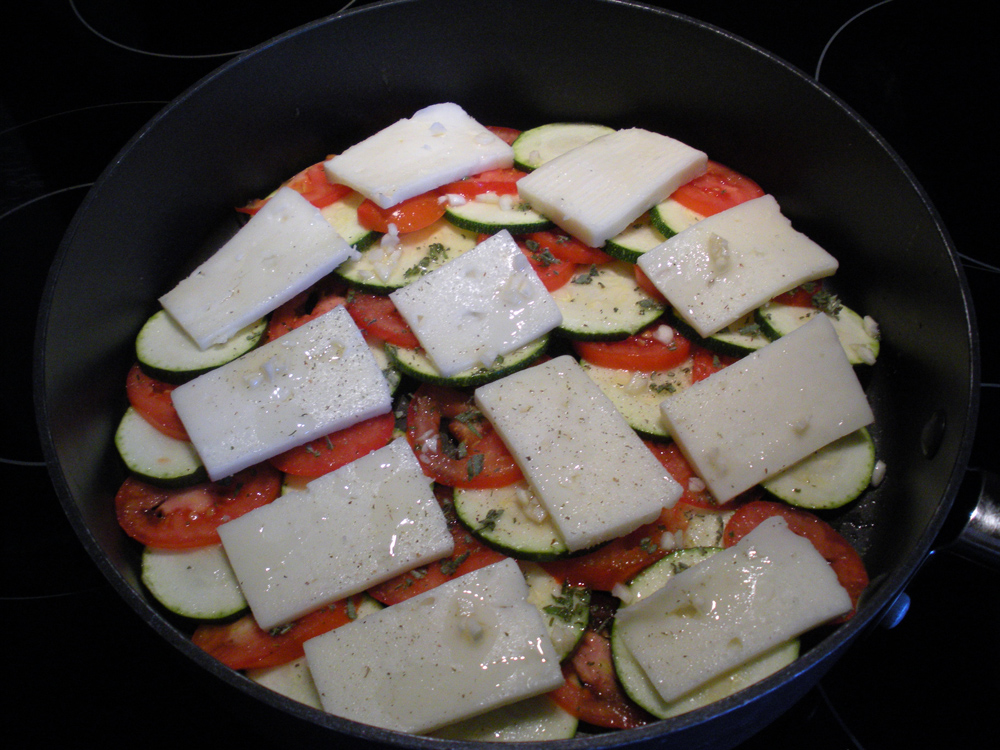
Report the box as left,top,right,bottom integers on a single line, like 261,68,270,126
941,469,1000,569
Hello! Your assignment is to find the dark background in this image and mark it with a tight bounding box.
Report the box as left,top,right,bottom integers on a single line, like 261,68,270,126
3,1,997,746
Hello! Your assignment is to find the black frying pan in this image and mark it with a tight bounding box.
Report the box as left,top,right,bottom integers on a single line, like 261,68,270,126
34,1,987,748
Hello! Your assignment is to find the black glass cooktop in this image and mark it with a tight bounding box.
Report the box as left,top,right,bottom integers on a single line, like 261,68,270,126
4,1,998,746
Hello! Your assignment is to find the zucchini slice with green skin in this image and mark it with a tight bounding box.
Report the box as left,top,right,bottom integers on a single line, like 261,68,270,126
454,480,568,561
668,309,770,358
761,427,876,509
603,211,670,263
649,197,704,237
141,544,247,620
135,309,267,384
520,561,590,660
611,548,799,719
511,122,616,171
115,406,207,487
551,260,666,340
755,301,880,365
579,359,691,440
443,196,552,235
319,190,379,251
385,335,548,389
432,695,578,742
334,220,478,292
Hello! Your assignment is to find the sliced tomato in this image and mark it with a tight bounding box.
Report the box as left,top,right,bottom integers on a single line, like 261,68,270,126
772,280,827,308
439,167,526,199
192,595,363,670
723,499,868,620
573,326,692,372
345,291,421,348
517,237,577,292
526,230,613,265
268,412,396,478
671,160,765,217
238,158,351,215
115,464,282,550
405,384,523,490
549,631,652,730
690,343,738,383
645,440,717,509
633,264,667,304
356,190,446,234
265,276,349,343
125,362,189,441
487,125,522,145
368,488,509,605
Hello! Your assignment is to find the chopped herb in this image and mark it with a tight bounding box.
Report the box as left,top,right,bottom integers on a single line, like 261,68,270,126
305,445,322,457
402,242,449,278
268,623,294,637
466,452,485,480
650,380,677,394
440,551,471,576
738,321,763,338
639,536,659,554
572,265,599,284
346,597,357,620
812,288,843,318
543,584,590,625
637,298,661,312
476,508,504,533
453,408,483,437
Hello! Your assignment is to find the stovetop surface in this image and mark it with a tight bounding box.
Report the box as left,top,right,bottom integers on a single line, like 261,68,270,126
4,1,998,746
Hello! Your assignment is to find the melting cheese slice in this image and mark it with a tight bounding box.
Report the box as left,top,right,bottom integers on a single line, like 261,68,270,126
389,230,562,377
616,516,852,703
324,102,514,209
171,305,392,481
474,355,681,552
660,314,874,502
302,558,564,734
636,194,839,337
515,128,706,247
159,186,355,349
217,437,453,630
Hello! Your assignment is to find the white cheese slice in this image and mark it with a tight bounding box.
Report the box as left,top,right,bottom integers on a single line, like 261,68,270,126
636,194,839,337
474,355,682,552
171,305,392,481
324,102,514,209
616,516,852,703
389,230,562,377
302,558,564,734
515,128,706,247
217,437,453,630
159,186,355,350
660,314,874,502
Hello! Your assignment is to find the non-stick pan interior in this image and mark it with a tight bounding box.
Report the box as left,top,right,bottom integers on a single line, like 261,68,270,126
35,1,977,748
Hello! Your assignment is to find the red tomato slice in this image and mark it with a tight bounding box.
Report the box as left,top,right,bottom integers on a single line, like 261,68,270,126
723,499,868,620
573,326,692,372
487,125,522,145
671,160,765,217
633,264,667,304
439,167,526,199
356,190,446,234
125,362,189,441
115,464,282,550
645,440,717,509
527,230,613,265
405,384,523,489
345,292,421,348
549,631,652,729
192,595,363,670
517,238,577,292
265,276,349,343
268,412,396,479
238,158,351,215
690,343,738,383
368,487,509,605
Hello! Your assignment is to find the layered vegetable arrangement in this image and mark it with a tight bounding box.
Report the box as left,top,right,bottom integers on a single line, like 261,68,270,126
114,103,881,740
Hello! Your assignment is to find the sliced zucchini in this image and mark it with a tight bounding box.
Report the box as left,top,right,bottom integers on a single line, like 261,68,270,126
761,427,875,509
649,197,704,237
551,260,666,340
443,195,552,235
668,309,770,358
676,506,736,549
520,561,589,660
431,695,578,742
115,406,207,487
603,211,669,263
611,548,799,719
135,309,267,384
512,122,616,171
454,480,568,561
334,220,478,292
246,657,323,709
755,300,880,365
367,338,403,394
384,335,548,389
578,359,692,440
141,544,247,620
319,190,379,250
